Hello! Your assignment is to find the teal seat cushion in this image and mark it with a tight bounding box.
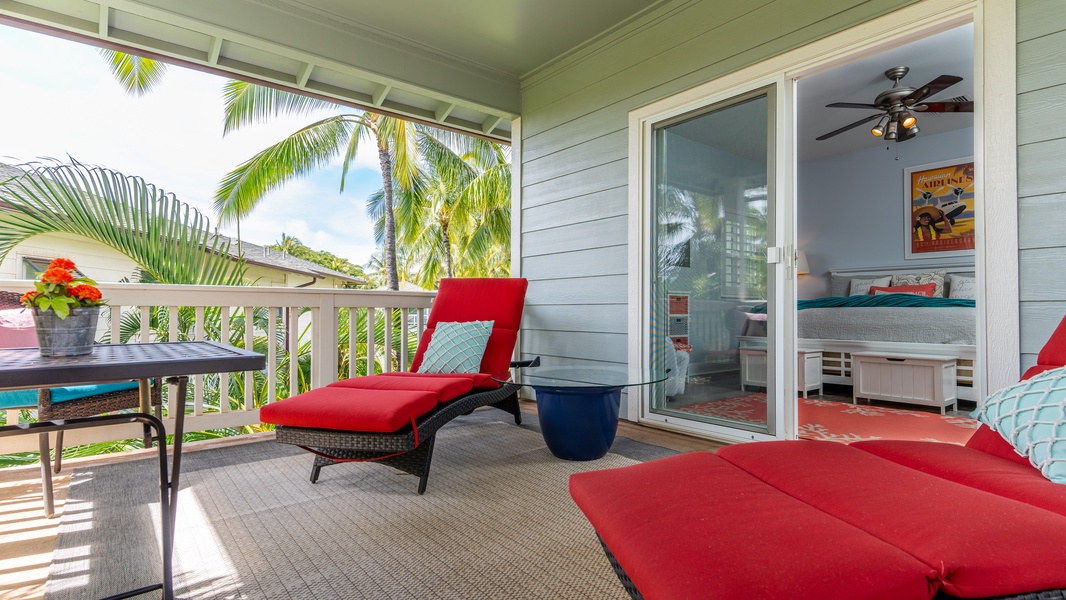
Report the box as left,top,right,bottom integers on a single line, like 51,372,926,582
417,320,494,374
974,367,1066,484
0,381,141,410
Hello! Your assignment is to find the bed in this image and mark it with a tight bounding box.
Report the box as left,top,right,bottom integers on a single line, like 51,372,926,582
745,264,979,401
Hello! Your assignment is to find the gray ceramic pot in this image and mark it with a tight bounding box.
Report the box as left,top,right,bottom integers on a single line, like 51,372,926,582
32,306,101,357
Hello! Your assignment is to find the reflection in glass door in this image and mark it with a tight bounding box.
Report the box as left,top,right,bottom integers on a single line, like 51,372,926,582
648,89,775,436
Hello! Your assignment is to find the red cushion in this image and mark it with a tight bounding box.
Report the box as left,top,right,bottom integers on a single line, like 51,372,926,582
570,452,934,600
1036,314,1066,368
409,278,527,380
852,439,1066,517
259,387,437,432
718,441,1066,598
869,283,936,297
329,374,473,403
376,371,500,390
963,423,1034,467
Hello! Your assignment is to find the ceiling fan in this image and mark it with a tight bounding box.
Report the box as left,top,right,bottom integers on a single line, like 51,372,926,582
816,66,973,143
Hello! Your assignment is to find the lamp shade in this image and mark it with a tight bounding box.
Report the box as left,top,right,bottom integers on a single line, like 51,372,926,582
795,251,810,275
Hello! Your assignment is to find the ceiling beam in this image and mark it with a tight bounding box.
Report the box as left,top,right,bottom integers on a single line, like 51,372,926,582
371,84,391,107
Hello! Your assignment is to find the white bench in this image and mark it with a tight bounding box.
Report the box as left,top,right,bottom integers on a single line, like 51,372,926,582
850,351,958,414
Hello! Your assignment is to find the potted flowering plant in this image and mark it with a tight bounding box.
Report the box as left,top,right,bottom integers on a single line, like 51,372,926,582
21,258,106,356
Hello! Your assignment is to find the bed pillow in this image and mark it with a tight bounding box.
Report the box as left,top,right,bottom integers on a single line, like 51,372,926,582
891,270,947,298
416,320,494,374
948,274,977,299
848,276,891,296
973,367,1066,484
869,284,936,297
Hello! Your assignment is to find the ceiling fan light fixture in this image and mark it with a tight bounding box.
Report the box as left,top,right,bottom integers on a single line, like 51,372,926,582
885,120,899,141
901,112,917,128
871,116,888,137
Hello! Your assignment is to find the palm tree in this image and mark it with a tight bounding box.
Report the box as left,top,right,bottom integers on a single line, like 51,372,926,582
212,81,418,291
368,128,511,288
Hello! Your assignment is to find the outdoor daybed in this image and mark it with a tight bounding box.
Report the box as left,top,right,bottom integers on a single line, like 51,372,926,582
571,316,1066,600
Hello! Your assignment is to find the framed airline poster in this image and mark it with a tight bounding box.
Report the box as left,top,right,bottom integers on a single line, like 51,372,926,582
903,157,975,259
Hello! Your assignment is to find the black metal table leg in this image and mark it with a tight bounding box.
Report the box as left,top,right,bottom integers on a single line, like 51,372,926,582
165,376,189,556
38,432,54,517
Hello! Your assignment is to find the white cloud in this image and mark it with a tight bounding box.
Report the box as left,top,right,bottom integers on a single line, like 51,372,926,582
0,25,382,264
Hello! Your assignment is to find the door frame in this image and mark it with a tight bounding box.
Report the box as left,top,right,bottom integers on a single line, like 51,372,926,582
626,0,1016,442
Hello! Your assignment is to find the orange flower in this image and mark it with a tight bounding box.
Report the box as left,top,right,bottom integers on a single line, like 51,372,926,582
47,257,76,271
68,285,103,302
20,291,37,303
40,267,75,284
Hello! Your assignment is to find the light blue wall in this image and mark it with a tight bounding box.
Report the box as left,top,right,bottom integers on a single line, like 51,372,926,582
797,127,975,299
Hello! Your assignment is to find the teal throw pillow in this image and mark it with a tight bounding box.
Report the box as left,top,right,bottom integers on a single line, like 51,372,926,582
417,320,494,374
974,367,1066,483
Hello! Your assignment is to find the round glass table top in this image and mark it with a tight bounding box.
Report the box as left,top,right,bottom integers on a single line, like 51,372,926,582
498,366,667,389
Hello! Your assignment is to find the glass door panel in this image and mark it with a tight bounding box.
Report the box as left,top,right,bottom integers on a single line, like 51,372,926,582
648,90,774,436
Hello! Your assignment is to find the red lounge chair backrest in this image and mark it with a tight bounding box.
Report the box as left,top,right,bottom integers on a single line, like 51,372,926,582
410,278,528,380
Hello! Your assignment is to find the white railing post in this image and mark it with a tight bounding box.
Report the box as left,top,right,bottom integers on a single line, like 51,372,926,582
220,306,231,413
311,293,338,389
244,306,255,410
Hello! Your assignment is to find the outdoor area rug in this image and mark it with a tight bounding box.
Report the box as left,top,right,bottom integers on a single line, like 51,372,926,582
677,393,980,444
43,411,672,600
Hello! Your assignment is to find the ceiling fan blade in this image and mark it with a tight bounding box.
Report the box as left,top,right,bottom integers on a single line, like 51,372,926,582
913,101,974,113
903,75,963,104
815,114,883,141
826,102,881,109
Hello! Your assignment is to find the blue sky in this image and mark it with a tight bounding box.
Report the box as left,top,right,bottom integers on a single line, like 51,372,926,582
0,24,382,265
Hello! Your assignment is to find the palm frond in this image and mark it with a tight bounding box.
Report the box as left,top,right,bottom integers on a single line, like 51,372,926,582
222,80,342,134
98,49,168,96
0,160,244,286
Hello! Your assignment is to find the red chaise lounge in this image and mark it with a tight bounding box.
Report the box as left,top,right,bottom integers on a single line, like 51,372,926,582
261,277,529,494
570,321,1066,599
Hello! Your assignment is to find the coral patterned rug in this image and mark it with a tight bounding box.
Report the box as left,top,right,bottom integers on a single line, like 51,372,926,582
676,393,980,445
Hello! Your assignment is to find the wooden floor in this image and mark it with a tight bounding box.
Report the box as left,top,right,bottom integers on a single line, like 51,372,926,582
0,401,721,600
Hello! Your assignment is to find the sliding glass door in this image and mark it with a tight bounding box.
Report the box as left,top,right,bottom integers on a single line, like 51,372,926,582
639,83,790,441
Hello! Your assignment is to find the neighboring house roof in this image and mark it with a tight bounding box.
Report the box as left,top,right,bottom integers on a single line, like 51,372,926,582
0,164,364,286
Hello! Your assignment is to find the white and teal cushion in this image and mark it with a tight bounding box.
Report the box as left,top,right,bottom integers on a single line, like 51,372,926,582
0,381,141,410
974,367,1066,483
417,320,494,374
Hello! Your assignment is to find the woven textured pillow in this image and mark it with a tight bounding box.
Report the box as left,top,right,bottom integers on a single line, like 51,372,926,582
891,270,947,298
417,320,494,374
848,276,891,296
948,274,977,299
973,367,1066,483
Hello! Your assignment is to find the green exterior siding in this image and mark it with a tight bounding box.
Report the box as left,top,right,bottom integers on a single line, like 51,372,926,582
1018,0,1066,372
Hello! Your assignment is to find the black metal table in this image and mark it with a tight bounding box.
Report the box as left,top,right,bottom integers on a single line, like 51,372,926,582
0,341,265,600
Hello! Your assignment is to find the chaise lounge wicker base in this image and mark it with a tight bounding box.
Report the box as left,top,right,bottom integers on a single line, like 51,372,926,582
271,379,522,493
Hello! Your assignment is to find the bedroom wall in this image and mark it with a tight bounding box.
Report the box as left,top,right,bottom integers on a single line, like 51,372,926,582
796,126,975,299
1017,0,1066,373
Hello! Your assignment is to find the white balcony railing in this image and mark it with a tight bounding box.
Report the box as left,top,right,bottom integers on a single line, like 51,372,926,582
0,281,436,455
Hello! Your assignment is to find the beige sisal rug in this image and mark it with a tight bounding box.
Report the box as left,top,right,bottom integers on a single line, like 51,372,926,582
44,418,644,599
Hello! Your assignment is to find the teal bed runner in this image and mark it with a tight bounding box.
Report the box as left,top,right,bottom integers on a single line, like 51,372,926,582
748,295,976,313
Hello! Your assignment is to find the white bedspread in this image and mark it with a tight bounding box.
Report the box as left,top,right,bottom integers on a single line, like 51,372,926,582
798,306,976,345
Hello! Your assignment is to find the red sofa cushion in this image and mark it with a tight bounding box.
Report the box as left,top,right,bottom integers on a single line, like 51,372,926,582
852,439,1066,517
1036,315,1066,368
260,388,437,433
409,278,527,380
376,371,500,390
570,452,935,600
718,441,1066,599
329,375,473,403
963,423,1034,467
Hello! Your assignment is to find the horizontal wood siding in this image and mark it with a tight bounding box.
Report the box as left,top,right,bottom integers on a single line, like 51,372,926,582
517,0,918,416
1018,0,1066,369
